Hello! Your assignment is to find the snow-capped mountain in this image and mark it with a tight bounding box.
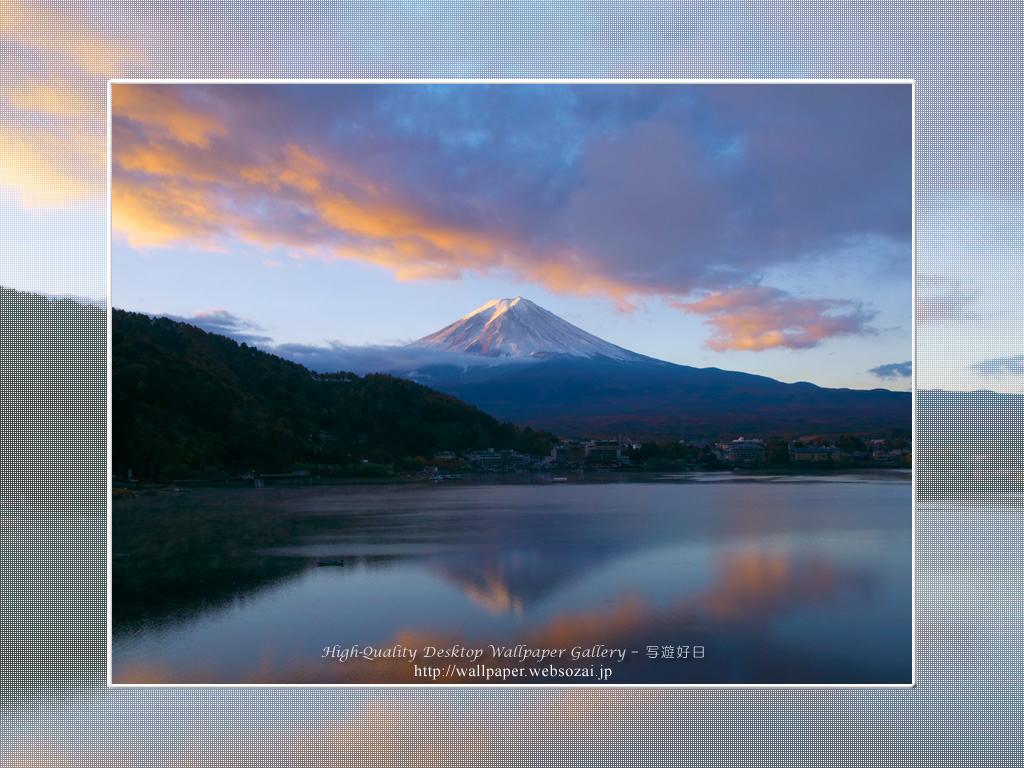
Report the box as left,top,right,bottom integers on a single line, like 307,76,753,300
409,297,650,362
398,296,910,440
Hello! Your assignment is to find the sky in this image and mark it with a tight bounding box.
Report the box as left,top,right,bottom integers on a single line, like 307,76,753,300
110,82,913,391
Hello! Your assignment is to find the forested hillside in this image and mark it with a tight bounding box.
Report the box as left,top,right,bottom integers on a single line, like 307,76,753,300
112,310,557,481
1,287,106,510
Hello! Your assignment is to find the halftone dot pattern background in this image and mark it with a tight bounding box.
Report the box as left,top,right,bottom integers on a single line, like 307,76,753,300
1,1,1019,765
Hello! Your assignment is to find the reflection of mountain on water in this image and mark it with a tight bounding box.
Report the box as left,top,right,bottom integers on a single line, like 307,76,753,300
427,546,617,614
114,480,911,684
113,550,419,637
113,550,309,635
433,550,897,685
143,548,900,685
113,488,346,633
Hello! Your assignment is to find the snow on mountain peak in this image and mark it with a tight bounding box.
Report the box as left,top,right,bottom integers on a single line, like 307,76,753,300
409,297,647,362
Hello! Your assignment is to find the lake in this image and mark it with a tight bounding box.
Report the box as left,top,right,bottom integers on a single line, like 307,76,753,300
111,471,912,686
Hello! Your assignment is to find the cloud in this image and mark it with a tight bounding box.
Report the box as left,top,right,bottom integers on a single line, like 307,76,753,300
110,83,910,322
2,5,352,209
917,275,979,324
114,85,228,148
869,361,913,379
0,120,106,207
972,355,1024,376
1,2,148,207
163,308,274,346
674,285,876,351
148,307,540,375
272,340,536,377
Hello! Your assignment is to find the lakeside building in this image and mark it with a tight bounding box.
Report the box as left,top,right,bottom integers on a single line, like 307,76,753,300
466,448,531,470
557,442,589,466
790,443,842,463
727,438,766,466
585,439,621,466
550,439,630,467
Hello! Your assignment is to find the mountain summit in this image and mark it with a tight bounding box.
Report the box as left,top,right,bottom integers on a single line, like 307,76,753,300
401,296,909,439
410,297,648,362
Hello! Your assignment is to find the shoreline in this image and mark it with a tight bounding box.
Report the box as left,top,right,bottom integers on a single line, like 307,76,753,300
111,464,912,497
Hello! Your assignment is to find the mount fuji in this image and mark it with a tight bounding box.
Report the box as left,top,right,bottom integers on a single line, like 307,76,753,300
410,297,653,363
394,298,910,440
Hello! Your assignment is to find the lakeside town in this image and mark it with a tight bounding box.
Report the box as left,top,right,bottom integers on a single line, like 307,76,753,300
114,434,911,491
425,434,911,474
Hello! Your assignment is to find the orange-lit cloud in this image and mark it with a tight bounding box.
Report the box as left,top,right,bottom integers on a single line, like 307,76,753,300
110,89,530,276
2,2,147,76
676,286,876,351
112,102,649,307
112,177,227,248
107,83,907,351
0,122,106,206
112,85,226,148
1,2,147,207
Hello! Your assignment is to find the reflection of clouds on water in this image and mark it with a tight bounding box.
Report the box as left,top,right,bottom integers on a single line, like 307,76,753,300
111,549,885,685
691,551,872,623
10,533,919,766
7,686,687,767
4,673,969,768
0,510,979,766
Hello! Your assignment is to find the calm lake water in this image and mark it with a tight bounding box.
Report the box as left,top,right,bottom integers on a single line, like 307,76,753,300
111,471,912,685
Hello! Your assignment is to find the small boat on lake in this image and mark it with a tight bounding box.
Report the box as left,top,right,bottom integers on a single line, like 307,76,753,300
316,559,344,566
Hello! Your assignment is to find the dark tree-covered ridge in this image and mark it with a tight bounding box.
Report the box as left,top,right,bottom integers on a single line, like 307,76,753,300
1,287,106,510
112,309,557,481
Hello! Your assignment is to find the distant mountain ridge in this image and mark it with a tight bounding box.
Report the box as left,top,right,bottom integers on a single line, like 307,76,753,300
396,297,911,440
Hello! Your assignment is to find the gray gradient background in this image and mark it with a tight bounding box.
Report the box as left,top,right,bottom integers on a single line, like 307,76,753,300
1,3,1009,766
